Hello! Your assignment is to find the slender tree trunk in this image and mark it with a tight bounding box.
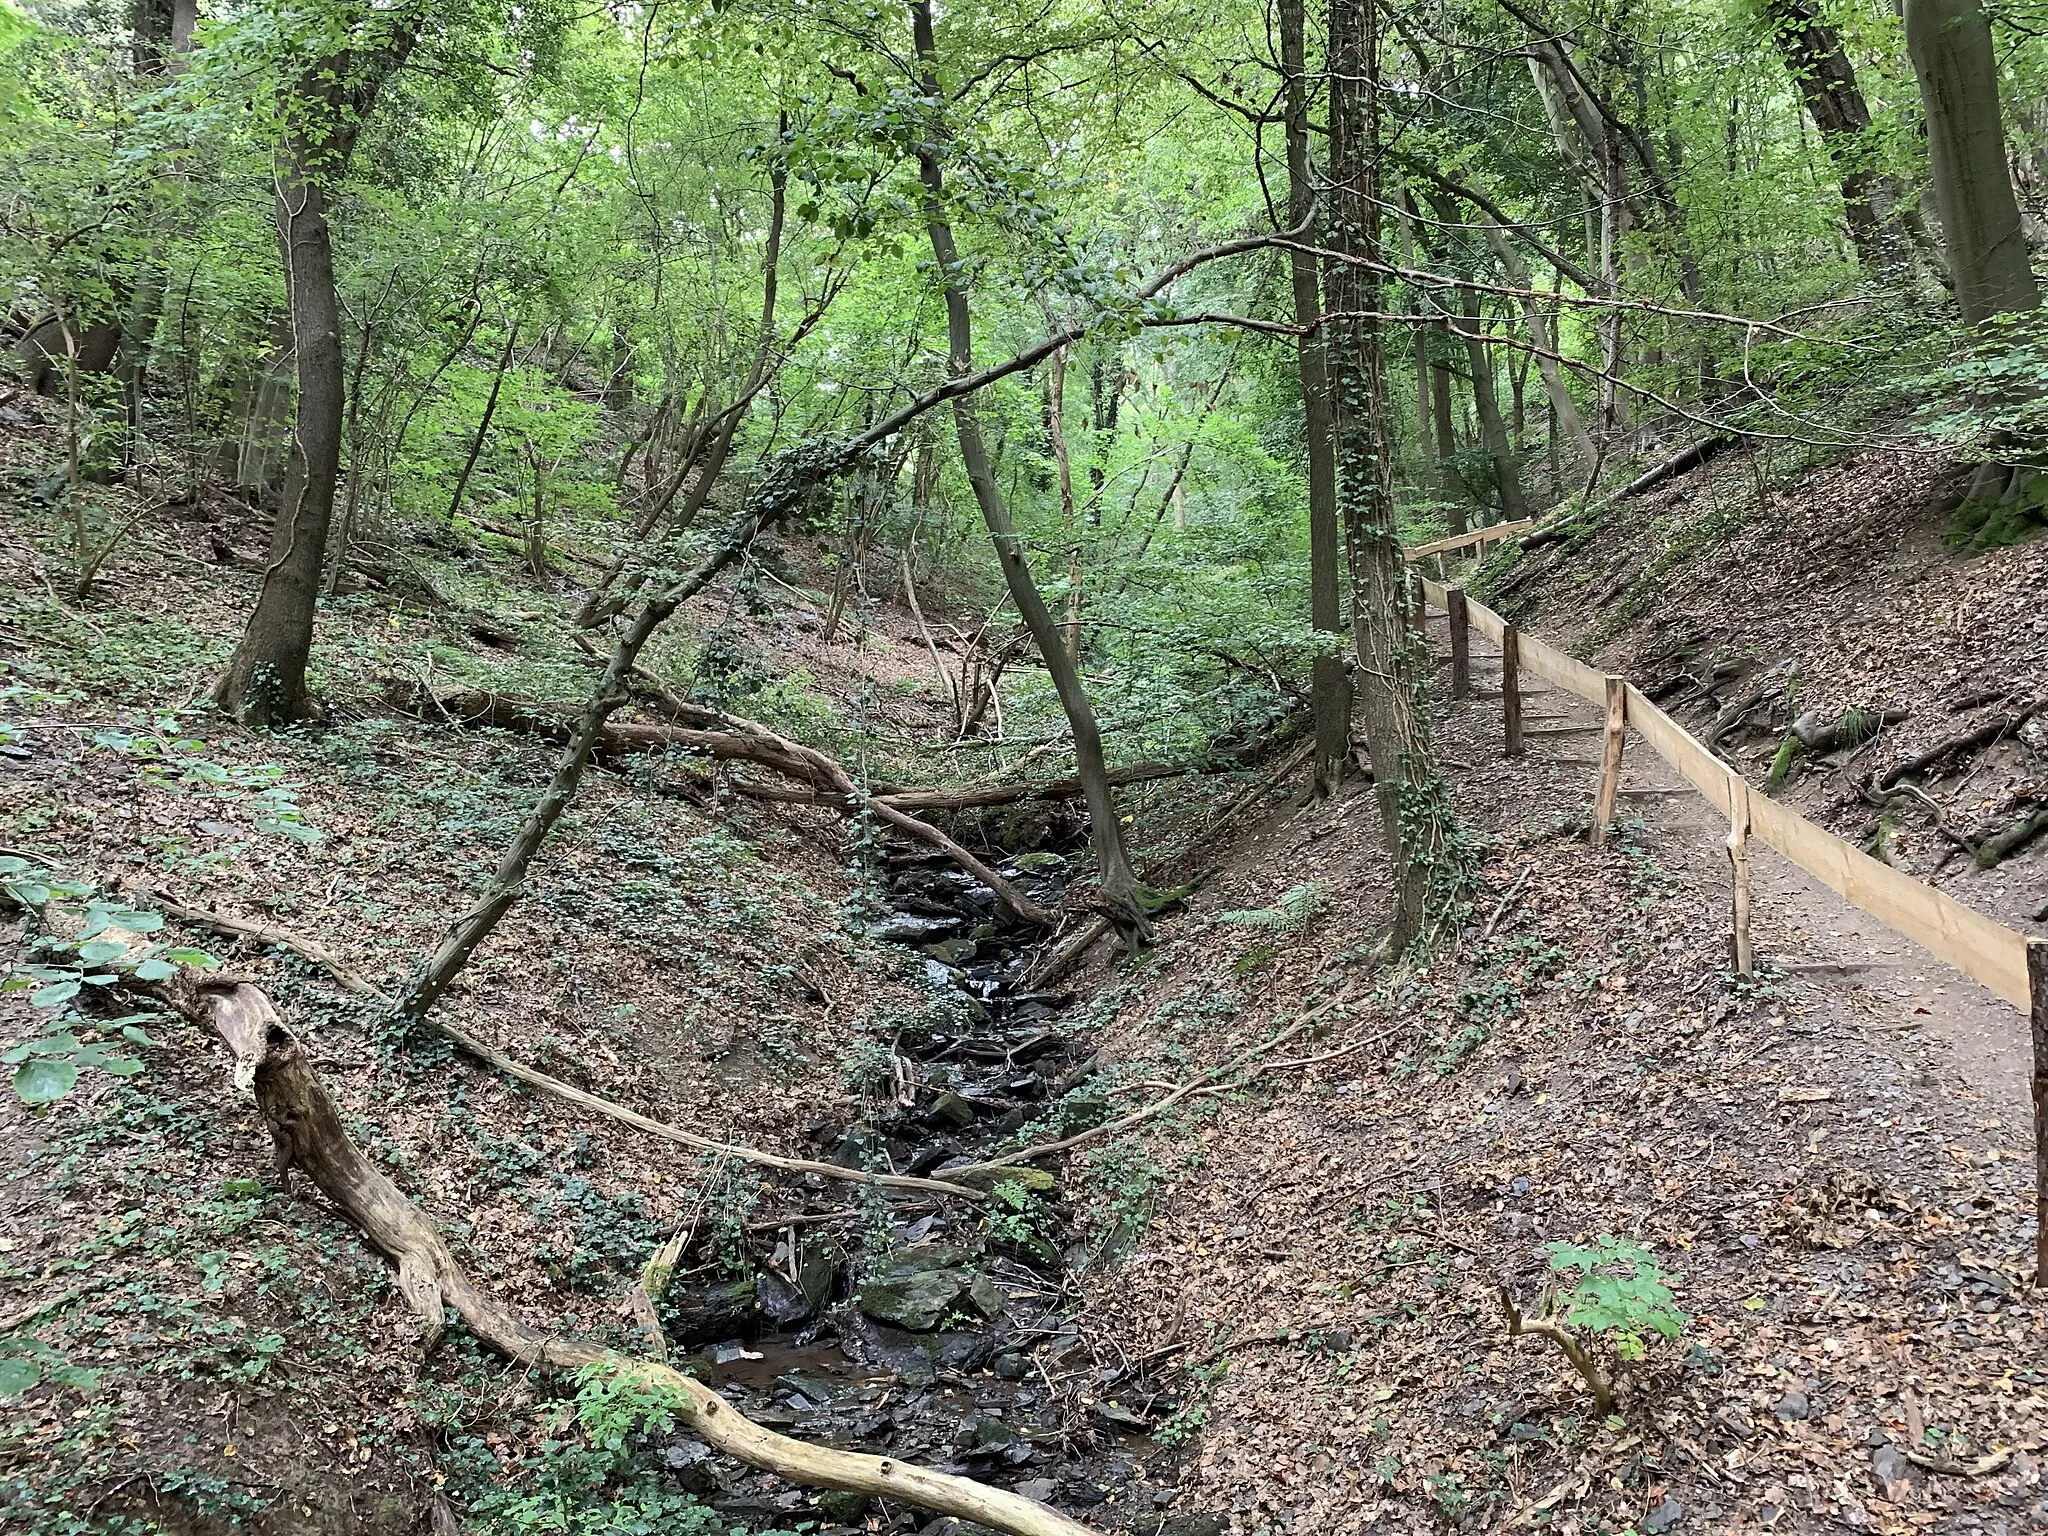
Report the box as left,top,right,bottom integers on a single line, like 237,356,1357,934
1479,222,1595,469
1325,0,1468,955
444,319,520,525
1459,290,1530,521
910,0,1149,940
215,14,417,725
1281,0,1350,799
1431,361,1466,521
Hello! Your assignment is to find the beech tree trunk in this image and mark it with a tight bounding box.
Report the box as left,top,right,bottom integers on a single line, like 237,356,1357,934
1764,0,1915,275
910,0,1149,939
1281,0,1351,800
215,14,416,725
1324,0,1468,955
1478,221,1595,470
1904,0,2038,325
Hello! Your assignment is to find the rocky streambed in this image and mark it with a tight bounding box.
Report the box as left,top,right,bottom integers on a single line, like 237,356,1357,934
645,851,1221,1535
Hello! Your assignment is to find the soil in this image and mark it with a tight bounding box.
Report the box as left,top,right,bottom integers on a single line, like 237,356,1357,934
3,390,2044,1536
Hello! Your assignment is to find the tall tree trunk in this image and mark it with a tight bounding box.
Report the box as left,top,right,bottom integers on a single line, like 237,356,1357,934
1764,0,1915,276
909,0,1150,940
215,13,417,725
1281,0,1350,800
1324,0,1468,956
1478,222,1595,469
1905,0,2038,325
1459,289,1531,521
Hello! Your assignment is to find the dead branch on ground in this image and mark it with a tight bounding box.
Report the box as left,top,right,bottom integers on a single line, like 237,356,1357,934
130,888,986,1202
147,972,1091,1536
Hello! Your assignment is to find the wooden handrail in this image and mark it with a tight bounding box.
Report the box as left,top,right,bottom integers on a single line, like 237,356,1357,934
1404,518,1537,561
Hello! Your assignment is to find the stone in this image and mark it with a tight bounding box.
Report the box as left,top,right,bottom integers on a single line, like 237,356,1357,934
858,1269,968,1332
1010,851,1068,872
816,1491,870,1523
1644,1496,1685,1533
926,1091,980,1129
794,1234,844,1314
756,1270,812,1328
922,938,979,965
939,1161,1057,1194
1090,1400,1150,1431
867,914,960,943
665,1276,759,1347
992,1352,1027,1381
965,1273,1006,1320
1871,1443,1914,1485
888,1243,980,1275
775,1372,844,1408
1012,1477,1059,1503
1775,1391,1811,1421
1161,1519,1227,1536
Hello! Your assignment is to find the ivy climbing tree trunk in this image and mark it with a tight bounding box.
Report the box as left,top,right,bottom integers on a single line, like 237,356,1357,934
1280,0,1350,800
1324,0,1469,955
909,0,1151,941
214,10,418,726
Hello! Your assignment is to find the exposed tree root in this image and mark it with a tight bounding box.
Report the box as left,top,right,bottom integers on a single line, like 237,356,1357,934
131,889,986,1202
147,974,1092,1536
1873,706,2038,792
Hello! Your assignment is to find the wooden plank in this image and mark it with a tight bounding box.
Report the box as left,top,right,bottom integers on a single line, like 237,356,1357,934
1622,685,1735,817
1746,792,2029,1008
2029,943,2048,1284
1592,676,1626,844
1517,631,1607,707
1502,625,1523,758
1406,518,1537,561
1447,587,1470,700
1728,777,1754,976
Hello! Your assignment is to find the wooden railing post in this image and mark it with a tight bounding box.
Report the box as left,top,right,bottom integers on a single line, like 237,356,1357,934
1592,676,1627,844
2029,940,2048,1286
1447,586,1470,701
1728,776,1754,977
1501,623,1523,758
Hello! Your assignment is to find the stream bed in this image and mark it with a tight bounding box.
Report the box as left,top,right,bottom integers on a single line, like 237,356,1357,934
649,852,1220,1535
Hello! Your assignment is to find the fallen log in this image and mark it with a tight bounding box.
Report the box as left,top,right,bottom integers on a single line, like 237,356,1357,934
150,972,1090,1536
401,688,1050,925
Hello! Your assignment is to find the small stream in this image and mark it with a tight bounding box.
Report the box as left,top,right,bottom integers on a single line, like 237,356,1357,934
652,852,1216,1533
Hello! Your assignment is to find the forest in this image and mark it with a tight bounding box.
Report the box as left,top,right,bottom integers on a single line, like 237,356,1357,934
3,0,2048,1531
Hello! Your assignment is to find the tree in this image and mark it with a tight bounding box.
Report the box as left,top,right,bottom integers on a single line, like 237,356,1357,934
1279,0,1351,800
907,0,1152,941
213,6,418,726
1323,0,1468,954
1762,0,1917,276
1904,0,2037,326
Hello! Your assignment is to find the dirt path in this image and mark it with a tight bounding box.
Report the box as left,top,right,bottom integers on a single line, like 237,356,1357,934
1429,608,2035,1123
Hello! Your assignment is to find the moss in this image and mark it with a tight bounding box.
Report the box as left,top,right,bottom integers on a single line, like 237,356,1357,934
1944,472,2048,553
1766,733,1802,792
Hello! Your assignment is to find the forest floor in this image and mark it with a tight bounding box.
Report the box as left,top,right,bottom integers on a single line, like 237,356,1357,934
1,391,2044,1536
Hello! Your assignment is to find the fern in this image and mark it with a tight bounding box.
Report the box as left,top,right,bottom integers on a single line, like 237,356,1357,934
1218,882,1326,934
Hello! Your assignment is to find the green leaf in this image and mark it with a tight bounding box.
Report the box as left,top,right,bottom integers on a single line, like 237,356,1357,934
0,1356,41,1398
76,940,127,964
29,981,79,1008
130,958,177,982
14,1058,79,1105
163,948,215,967
98,1057,143,1076
119,1026,157,1047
